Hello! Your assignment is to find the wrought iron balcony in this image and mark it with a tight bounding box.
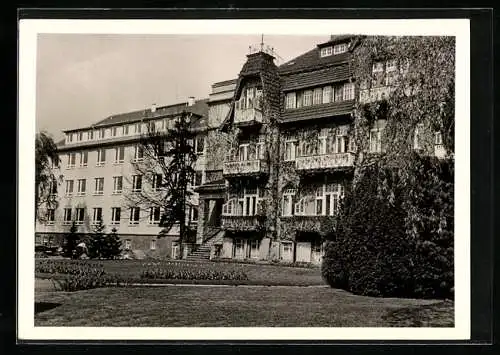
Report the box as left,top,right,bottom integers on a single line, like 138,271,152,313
221,215,266,232
295,152,355,171
223,159,269,177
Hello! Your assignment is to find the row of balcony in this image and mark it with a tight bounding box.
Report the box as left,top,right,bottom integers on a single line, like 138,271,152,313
220,214,334,233
222,152,355,177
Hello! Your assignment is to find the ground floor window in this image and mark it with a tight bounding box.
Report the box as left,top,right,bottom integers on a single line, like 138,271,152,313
234,238,245,259
281,241,294,261
150,239,156,250
171,243,179,259
249,239,260,259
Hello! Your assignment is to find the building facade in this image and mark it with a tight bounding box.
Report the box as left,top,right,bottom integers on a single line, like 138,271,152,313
36,35,450,264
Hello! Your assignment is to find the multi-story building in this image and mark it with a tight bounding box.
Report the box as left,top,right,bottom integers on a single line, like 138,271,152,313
36,35,449,264
35,98,209,259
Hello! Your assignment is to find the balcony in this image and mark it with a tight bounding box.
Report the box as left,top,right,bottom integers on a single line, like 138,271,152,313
223,159,269,177
359,86,393,104
234,108,263,126
280,215,335,234
295,152,355,171
221,215,265,232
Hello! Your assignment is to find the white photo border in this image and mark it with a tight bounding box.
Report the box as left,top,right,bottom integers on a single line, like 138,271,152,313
18,18,470,341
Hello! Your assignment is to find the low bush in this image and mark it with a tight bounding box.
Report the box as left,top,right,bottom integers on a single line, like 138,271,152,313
141,261,248,281
36,259,105,277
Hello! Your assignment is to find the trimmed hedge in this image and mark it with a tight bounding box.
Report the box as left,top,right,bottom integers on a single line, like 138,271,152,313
322,157,454,299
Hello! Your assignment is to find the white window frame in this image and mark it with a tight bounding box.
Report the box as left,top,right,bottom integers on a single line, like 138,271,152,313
65,180,74,196
333,43,347,54
123,125,129,136
77,132,84,141
129,207,140,225
87,130,94,140
320,46,333,57
76,179,86,196
75,208,85,225
112,176,123,194
303,90,313,106
134,145,144,162
284,140,296,161
94,177,104,195
67,153,76,169
96,149,106,166
322,86,332,104
149,206,161,225
114,146,125,164
250,239,260,259
282,189,296,217
313,88,323,105
370,128,384,153
79,151,88,167
285,92,296,109
281,241,293,260
92,207,103,225
150,239,157,250
132,175,142,192
434,131,443,146
152,174,162,191
343,82,355,101
111,207,121,225
46,209,55,225
97,128,105,139
63,208,72,225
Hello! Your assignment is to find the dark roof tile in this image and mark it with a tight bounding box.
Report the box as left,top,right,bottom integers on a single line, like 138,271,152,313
279,100,354,123
281,64,351,91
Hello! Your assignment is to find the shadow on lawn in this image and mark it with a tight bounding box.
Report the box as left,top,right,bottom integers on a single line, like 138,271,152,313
34,302,62,314
382,300,454,327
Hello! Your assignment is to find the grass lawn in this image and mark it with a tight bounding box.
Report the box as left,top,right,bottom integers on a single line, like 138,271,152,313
35,285,453,327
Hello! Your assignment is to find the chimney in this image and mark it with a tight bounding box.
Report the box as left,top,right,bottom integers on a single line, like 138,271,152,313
151,103,157,113
188,96,195,107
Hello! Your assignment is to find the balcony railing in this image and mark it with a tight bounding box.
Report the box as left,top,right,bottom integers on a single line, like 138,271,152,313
221,215,265,232
223,159,268,176
359,86,393,104
295,152,355,171
234,108,263,125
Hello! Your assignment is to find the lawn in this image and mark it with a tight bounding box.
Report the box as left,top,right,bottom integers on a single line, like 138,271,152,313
34,285,453,327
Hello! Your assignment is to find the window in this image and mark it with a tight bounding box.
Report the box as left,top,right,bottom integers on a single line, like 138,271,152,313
152,174,162,191
370,128,384,153
303,90,312,106
281,241,293,260
79,151,88,167
195,136,205,154
88,130,94,140
67,153,76,169
123,125,129,135
435,131,443,146
77,132,84,141
49,179,58,195
63,208,72,225
132,175,142,192
149,207,161,224
65,180,74,196
323,86,332,104
320,46,332,57
343,83,355,101
92,208,103,225
112,176,123,194
98,128,105,139
282,189,296,217
67,133,73,143
250,239,260,259
414,123,425,150
333,43,347,54
135,123,141,134
76,179,86,196
94,177,104,195
114,146,125,164
385,59,398,85
372,62,384,73
193,172,202,187
111,207,121,225
190,206,198,222
285,92,296,109
124,240,131,250
75,208,85,225
296,92,303,108
334,84,343,102
46,209,55,225
150,239,157,250
97,149,106,166
111,127,118,137
134,145,144,162
284,140,296,161
129,207,140,225
372,61,385,87
313,88,323,105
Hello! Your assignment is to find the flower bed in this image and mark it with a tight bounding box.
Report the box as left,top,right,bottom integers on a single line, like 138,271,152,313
140,261,248,281
35,259,105,277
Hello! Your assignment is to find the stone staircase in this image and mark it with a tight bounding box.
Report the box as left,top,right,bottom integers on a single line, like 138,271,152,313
185,228,224,261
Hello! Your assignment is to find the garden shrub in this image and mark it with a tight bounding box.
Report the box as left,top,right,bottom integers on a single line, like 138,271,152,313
141,261,248,281
322,158,454,299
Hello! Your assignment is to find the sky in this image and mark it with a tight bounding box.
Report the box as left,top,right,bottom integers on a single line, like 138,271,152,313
36,34,328,141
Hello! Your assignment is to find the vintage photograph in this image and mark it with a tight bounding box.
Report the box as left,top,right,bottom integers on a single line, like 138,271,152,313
20,19,469,339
